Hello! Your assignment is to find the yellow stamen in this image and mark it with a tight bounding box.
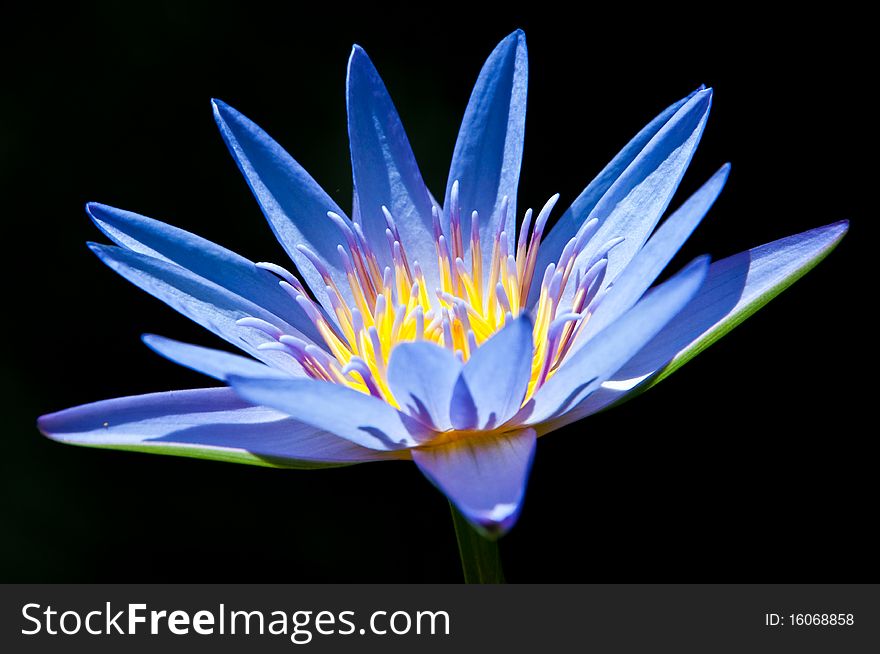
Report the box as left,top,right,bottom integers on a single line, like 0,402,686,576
279,192,599,411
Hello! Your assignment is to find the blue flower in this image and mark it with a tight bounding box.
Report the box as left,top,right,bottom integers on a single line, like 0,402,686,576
38,30,847,536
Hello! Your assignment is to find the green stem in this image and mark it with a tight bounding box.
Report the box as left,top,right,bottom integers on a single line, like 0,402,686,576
449,502,505,583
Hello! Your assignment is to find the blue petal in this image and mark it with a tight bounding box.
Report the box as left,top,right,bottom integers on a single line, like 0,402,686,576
212,100,354,313
88,203,322,344
534,88,713,309
540,221,849,431
535,86,705,285
525,256,710,425
38,388,400,467
580,164,730,342
88,243,305,374
228,376,431,450
443,30,527,275
386,342,462,431
142,334,295,381
412,428,536,537
451,316,533,430
346,46,439,289
623,220,851,387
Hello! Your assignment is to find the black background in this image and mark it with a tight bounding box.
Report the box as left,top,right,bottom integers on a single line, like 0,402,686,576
1,2,872,581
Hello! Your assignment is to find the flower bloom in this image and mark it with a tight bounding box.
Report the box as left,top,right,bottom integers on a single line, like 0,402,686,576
38,31,847,535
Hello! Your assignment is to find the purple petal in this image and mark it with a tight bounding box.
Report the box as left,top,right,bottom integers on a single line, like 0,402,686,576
38,388,399,467
142,334,295,381
525,256,710,425
87,203,322,344
228,376,432,450
212,100,354,314
534,88,713,309
88,243,306,374
386,341,463,431
451,316,533,430
579,164,730,343
443,30,527,277
543,220,850,431
535,86,705,283
412,428,536,537
346,46,439,290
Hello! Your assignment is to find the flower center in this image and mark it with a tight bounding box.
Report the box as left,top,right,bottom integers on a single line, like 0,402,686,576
245,181,622,407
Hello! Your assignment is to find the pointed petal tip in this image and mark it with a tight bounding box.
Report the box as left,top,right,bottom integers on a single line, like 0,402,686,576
85,201,122,226
802,219,850,244
35,412,52,438
86,241,125,269
84,202,104,226
140,333,176,359
695,86,714,104
85,240,123,265
496,28,526,52
680,85,707,102
820,219,850,244
712,162,732,183
36,410,70,444
676,254,712,291
86,201,126,222
680,87,712,113
346,44,376,79
414,429,536,538
689,253,712,274
210,98,237,124
36,405,78,442
816,220,849,251
672,85,711,111
211,99,228,126
458,501,523,538
141,333,163,349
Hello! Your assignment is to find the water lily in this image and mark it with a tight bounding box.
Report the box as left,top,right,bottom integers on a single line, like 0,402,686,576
38,30,847,579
